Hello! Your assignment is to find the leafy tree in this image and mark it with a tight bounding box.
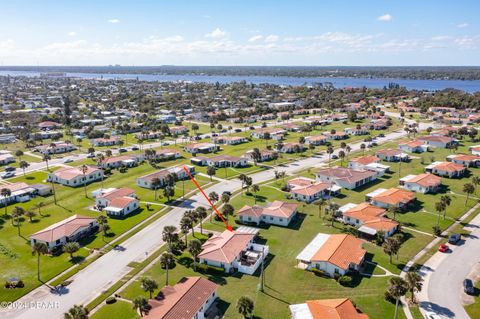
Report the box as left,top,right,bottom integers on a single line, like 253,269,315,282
188,239,203,271
140,277,158,299
1,188,12,216
222,204,235,223
236,296,254,319
64,304,89,319
25,210,36,222
163,186,175,202
63,242,80,259
206,166,216,181
221,193,230,204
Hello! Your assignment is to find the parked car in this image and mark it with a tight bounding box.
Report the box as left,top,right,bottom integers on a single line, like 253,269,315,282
448,233,461,244
131,146,139,151
234,129,242,133
63,158,73,163
331,154,338,159
86,153,95,158
212,133,218,137
4,166,16,172
424,312,442,319
222,191,232,197
1,171,15,179
463,278,475,295
438,244,449,253
118,148,127,153
378,133,385,137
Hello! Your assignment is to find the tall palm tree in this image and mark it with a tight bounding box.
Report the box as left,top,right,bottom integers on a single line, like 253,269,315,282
180,217,191,246
440,195,451,219
151,178,161,200
405,271,423,304
315,199,326,218
387,277,408,319
326,146,334,166
195,207,207,234
64,304,89,319
160,252,175,286
11,206,25,235
43,154,51,170
32,242,49,281
132,297,149,317
34,202,45,217
19,160,30,176
140,277,158,299
463,183,475,204
63,242,80,259
236,296,254,319
472,176,480,195
1,188,12,216
189,239,203,271
162,225,177,252
251,184,260,204
434,201,446,228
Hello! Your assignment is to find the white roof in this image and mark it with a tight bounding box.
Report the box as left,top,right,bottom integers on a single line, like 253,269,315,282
366,163,390,170
425,161,443,170
289,304,313,319
339,203,357,213
328,185,342,192
105,206,123,213
296,233,330,262
400,174,416,183
366,188,387,198
358,225,378,236
236,226,260,235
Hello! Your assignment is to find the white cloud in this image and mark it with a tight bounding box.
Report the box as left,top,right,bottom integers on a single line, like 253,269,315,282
248,35,263,42
265,35,280,42
108,19,120,24
456,23,468,28
205,28,228,38
67,32,77,37
377,14,393,22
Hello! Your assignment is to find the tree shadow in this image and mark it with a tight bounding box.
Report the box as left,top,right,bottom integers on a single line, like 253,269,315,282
69,256,86,265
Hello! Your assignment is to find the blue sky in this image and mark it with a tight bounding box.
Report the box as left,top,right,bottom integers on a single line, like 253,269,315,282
0,0,479,66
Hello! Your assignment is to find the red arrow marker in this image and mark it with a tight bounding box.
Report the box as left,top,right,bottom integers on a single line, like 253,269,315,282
183,166,233,231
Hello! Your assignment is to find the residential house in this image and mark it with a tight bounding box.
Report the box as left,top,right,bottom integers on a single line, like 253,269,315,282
29,215,98,251
447,154,480,167
184,143,218,154
0,182,38,205
376,149,410,162
323,131,348,140
91,136,120,147
469,146,480,156
154,149,181,161
198,230,269,275
47,166,104,187
251,128,286,140
245,149,275,162
296,233,366,277
205,155,248,168
212,136,247,145
367,188,415,209
136,165,195,189
305,135,327,146
287,177,340,203
344,127,369,136
169,125,188,135
425,161,466,178
99,154,143,169
95,187,138,217
237,201,298,226
0,152,15,165
279,142,305,153
399,173,442,194
289,298,369,319
417,135,457,148
398,140,429,153
34,142,76,155
315,167,377,190
340,202,398,238
144,277,218,319
348,156,390,176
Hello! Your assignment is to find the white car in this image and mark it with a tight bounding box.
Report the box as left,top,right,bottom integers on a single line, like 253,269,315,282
425,312,442,319
1,171,15,179
64,158,73,163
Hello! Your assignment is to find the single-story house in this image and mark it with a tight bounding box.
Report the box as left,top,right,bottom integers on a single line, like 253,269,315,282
245,149,275,162
289,298,369,319
198,230,269,275
399,173,442,194
287,177,340,203
315,167,377,190
376,149,410,162
47,166,104,187
305,135,327,146
237,201,298,226
95,187,138,216
417,135,457,148
279,142,305,153
154,148,181,161
90,136,121,147
99,154,143,169
251,128,286,140
398,140,429,153
29,215,98,251
213,136,247,145
206,155,248,168
322,132,348,140
0,182,38,205
0,153,15,165
184,143,218,154
425,161,466,178
296,233,366,277
469,146,480,156
447,154,480,167
136,165,195,189
340,202,398,238
366,188,415,209
34,142,76,155
144,277,218,319
169,125,189,135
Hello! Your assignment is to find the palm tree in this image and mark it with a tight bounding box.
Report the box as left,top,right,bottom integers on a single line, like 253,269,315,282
160,252,175,286
236,296,254,319
32,242,49,281
11,206,24,235
189,239,203,271
472,176,480,195
151,177,161,200
140,277,158,299
360,143,366,155
1,188,12,216
63,242,80,259
463,183,475,204
434,201,446,228
440,195,451,219
195,207,207,234
19,160,29,176
338,150,346,166
383,237,400,264
180,216,192,245
405,270,423,304
222,204,235,223
25,210,36,222
251,184,260,204
34,202,45,217
64,304,89,319
43,154,51,170
314,199,326,218
388,206,400,221
326,146,334,166
132,297,149,316
206,166,216,181
163,186,174,202
162,225,177,252
387,277,408,319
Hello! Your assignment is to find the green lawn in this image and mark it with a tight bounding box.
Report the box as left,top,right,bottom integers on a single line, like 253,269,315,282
90,300,138,319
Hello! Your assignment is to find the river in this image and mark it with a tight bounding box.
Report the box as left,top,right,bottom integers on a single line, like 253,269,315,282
1,70,479,93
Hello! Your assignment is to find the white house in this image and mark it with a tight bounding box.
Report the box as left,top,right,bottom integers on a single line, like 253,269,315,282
290,298,369,319
447,154,480,167
99,154,144,169
136,165,195,189
296,233,366,277
95,187,139,217
48,166,104,187
184,143,218,154
0,152,15,165
315,167,377,190
425,161,467,178
398,140,429,153
366,188,415,209
399,173,442,194
237,201,298,226
376,149,410,162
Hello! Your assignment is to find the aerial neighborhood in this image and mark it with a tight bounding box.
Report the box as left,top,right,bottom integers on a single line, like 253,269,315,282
0,68,479,319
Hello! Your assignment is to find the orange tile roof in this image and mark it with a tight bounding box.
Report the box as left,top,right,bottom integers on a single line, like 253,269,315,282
350,156,380,165
363,218,399,232
372,188,415,206
198,230,254,264
400,140,424,148
237,201,298,219
53,165,101,180
290,182,331,196
432,162,465,172
344,203,386,222
146,277,218,319
376,148,403,156
306,298,369,319
406,173,441,187
108,196,136,208
311,234,366,270
316,167,377,185
451,154,480,162
30,215,96,242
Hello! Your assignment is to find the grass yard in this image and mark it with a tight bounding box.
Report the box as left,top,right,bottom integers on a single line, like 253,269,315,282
90,300,139,319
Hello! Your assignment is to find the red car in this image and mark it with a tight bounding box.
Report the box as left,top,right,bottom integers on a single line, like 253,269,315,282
438,244,449,253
